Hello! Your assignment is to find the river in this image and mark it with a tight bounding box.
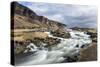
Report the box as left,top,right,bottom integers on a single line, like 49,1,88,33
15,29,92,65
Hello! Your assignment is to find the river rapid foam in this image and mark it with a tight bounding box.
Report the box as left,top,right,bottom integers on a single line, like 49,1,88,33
15,30,92,65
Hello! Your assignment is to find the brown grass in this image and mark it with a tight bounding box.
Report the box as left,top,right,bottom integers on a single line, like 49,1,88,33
12,29,48,41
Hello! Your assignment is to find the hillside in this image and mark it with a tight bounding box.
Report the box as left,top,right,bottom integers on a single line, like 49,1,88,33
11,2,66,31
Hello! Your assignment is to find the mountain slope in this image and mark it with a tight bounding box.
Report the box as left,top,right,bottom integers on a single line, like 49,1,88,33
11,2,67,32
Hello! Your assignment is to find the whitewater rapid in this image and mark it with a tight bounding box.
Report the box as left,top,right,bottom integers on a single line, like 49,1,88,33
15,30,92,65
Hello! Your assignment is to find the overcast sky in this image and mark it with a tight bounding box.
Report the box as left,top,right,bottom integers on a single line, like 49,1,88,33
19,1,97,28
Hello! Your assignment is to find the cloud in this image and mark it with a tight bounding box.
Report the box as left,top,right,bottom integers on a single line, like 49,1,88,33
19,2,97,28
46,14,64,22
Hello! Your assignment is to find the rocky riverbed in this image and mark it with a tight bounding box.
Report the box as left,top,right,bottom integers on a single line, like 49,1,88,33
14,29,93,65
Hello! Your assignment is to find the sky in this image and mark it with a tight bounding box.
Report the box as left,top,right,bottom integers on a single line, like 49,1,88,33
19,1,97,28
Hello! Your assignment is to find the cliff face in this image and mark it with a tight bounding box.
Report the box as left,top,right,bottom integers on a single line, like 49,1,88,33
11,2,66,32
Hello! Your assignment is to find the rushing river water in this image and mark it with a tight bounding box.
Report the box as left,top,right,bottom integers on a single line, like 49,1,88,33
15,30,92,65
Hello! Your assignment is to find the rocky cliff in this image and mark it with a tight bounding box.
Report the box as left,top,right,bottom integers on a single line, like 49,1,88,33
11,2,66,32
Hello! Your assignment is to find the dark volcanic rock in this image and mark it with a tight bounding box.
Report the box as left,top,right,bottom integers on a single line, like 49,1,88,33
51,29,71,38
